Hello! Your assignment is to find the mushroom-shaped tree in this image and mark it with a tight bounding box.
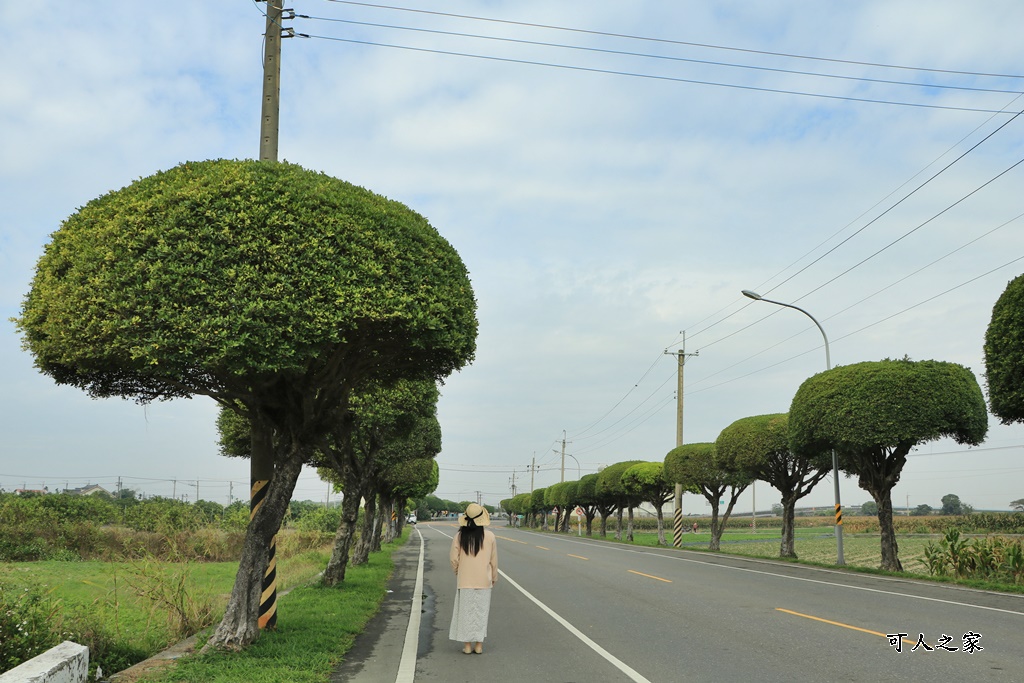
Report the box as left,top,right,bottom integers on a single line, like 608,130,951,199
716,413,830,558
789,358,987,571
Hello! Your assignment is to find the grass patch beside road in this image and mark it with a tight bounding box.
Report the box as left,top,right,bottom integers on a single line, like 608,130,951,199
1,548,335,676
139,531,406,682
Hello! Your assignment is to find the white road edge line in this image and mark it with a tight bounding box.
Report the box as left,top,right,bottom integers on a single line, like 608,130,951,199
395,527,425,683
517,531,1024,617
498,569,654,683
428,526,652,683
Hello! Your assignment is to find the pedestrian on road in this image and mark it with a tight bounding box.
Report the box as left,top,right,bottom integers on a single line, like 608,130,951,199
449,503,498,655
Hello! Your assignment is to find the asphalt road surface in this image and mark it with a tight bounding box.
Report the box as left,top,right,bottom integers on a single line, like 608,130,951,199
334,522,1024,682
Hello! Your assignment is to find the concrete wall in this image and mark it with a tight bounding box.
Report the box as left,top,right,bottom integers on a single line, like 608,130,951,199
0,641,89,683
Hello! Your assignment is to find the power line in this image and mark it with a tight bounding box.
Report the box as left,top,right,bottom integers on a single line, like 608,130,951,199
300,14,1023,96
302,32,1014,114
322,1,1024,80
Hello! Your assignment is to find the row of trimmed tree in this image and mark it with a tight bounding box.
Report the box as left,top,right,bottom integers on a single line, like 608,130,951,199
505,269,1024,573
506,356,994,573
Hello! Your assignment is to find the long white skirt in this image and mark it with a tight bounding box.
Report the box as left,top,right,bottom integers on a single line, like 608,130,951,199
448,587,492,642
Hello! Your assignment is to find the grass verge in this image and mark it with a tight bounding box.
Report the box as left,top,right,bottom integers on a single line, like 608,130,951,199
136,531,406,682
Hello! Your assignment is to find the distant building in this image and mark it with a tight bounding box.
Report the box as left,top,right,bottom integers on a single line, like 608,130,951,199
67,484,112,497
14,488,48,496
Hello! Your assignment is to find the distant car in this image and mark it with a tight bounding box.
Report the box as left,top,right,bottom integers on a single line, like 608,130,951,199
407,514,417,524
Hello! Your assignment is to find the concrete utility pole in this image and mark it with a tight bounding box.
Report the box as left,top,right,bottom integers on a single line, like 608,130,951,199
665,332,698,548
530,453,536,493
559,431,572,483
252,0,299,631
259,0,283,162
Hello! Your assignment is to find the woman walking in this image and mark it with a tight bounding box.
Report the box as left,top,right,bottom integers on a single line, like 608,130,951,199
449,503,498,654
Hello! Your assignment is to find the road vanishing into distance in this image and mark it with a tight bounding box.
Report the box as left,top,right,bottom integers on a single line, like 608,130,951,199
334,521,1024,683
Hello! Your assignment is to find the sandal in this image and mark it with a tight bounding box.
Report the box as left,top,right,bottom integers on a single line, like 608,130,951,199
463,644,472,655
474,643,483,654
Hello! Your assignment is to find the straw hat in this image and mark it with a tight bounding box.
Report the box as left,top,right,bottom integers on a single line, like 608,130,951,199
459,503,491,527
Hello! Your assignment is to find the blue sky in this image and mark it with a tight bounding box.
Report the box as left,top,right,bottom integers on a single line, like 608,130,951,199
2,1,1023,514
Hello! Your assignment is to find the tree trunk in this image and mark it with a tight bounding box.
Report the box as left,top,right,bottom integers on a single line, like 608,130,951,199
626,506,635,542
708,499,722,551
599,511,608,537
655,505,666,546
322,486,361,586
352,494,377,566
205,446,303,651
371,497,385,552
780,494,797,558
614,506,623,540
585,511,595,536
388,497,403,544
875,491,903,572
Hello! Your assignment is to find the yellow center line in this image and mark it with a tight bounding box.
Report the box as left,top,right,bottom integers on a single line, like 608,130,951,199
628,569,672,583
776,608,917,645
536,545,550,550
494,536,528,544
567,554,589,561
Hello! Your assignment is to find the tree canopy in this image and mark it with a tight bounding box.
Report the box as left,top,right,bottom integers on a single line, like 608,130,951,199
665,442,751,551
984,273,1024,424
789,358,987,571
715,413,830,558
15,159,477,432
622,462,673,546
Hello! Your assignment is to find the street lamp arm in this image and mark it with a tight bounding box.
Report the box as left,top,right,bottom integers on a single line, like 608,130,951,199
742,290,830,369
757,297,831,370
742,287,843,565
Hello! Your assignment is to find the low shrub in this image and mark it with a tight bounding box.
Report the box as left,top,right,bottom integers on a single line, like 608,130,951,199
0,583,62,672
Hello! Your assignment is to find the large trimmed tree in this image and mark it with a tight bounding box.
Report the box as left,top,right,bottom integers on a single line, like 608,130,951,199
664,443,752,551
716,413,830,558
789,358,987,571
596,460,643,541
14,160,477,649
574,473,604,536
622,462,673,546
985,273,1024,424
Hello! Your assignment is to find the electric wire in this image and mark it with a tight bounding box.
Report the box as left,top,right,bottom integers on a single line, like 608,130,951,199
301,32,1014,114
322,0,1024,81
300,14,1024,96
685,109,1024,353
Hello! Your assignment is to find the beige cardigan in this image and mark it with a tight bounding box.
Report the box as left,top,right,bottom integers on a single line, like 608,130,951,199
450,528,498,589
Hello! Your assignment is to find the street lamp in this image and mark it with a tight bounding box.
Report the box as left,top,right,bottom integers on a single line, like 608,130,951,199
565,453,582,480
742,289,845,565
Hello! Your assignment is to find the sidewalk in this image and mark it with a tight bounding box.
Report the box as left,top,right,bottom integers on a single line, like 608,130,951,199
330,531,423,682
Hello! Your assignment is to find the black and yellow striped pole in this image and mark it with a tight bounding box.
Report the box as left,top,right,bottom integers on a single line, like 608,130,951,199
251,424,278,630
250,477,278,630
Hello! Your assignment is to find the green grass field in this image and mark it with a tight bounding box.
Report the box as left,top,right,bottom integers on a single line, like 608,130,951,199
564,525,936,574
0,547,333,676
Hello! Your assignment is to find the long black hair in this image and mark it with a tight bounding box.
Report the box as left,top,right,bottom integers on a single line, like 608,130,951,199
458,520,484,556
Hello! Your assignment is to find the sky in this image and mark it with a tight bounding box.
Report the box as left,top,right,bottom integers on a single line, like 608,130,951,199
2,1,1024,516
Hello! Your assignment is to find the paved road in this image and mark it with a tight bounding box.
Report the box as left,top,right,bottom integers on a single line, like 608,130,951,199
335,522,1024,682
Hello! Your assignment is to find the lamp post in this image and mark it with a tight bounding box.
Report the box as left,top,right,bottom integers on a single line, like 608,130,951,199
565,453,582,480
742,289,845,565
